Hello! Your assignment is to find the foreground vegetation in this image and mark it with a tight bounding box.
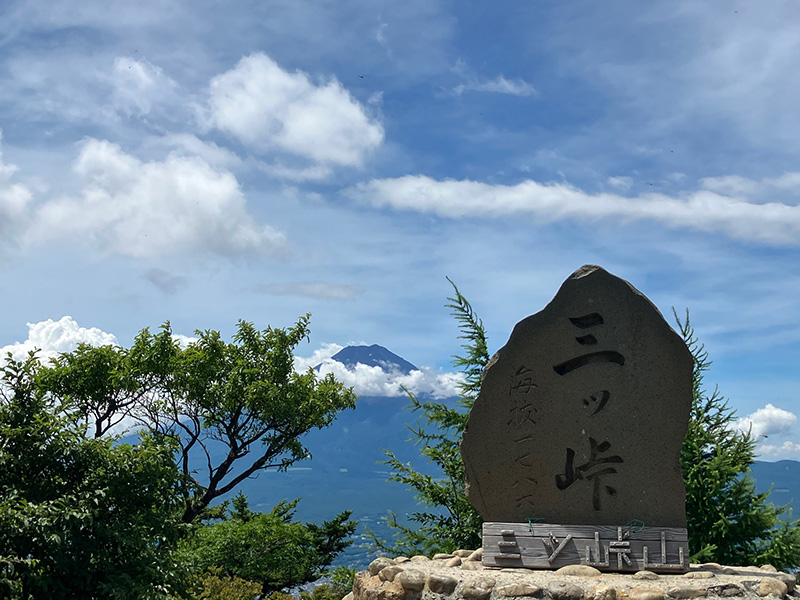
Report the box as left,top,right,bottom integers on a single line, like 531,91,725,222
0,317,356,599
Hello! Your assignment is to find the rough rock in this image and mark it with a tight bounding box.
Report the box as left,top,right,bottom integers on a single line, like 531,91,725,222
590,585,617,600
548,580,585,600
497,582,542,597
397,570,426,592
756,578,787,598
467,549,483,562
683,572,715,580
445,557,463,568
461,577,496,599
629,588,667,600
461,265,693,528
667,586,707,599
380,566,405,582
352,553,795,600
708,584,745,597
555,565,602,577
370,558,397,576
427,574,458,595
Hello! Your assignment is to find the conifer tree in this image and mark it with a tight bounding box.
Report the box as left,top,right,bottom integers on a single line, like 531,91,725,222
373,279,487,556
675,310,800,569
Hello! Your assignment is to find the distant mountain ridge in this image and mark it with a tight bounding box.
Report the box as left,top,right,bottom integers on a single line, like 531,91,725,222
318,344,419,375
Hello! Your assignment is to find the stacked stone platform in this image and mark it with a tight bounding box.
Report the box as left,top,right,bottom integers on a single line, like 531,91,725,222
349,550,797,600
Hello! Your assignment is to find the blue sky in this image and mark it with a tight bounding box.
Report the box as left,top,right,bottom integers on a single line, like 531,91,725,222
0,0,798,459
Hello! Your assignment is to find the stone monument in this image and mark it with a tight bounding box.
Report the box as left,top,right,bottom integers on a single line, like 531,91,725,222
460,265,693,572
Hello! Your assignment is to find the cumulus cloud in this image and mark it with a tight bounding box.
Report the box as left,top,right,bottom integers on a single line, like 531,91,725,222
346,174,800,246
757,440,800,460
111,56,177,117
294,343,461,398
257,281,363,301
0,316,118,364
30,139,285,259
204,53,384,167
0,132,32,245
154,134,243,169
734,403,797,438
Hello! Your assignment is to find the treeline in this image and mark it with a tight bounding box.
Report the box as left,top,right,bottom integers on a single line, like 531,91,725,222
0,317,356,600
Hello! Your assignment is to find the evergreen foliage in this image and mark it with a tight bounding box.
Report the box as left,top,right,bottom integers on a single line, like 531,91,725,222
675,310,800,569
176,494,355,598
372,279,488,556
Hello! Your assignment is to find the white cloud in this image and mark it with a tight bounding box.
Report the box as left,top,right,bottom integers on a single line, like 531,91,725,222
456,74,539,97
155,134,243,169
314,359,462,399
700,172,800,205
29,139,285,259
257,281,363,301
346,174,800,246
607,176,633,191
0,132,32,245
0,316,118,364
111,57,177,117
734,403,797,438
259,162,333,182
204,53,384,167
294,343,461,399
756,440,800,461
294,342,345,372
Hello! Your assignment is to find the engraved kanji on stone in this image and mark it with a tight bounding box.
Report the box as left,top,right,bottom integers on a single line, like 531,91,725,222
553,313,625,376
555,437,623,510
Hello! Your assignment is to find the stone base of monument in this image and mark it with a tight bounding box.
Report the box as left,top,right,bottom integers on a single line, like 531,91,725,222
351,552,797,600
482,523,689,573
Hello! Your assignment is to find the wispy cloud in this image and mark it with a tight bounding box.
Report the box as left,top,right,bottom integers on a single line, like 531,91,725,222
346,174,800,246
257,281,364,301
0,132,32,248
455,74,539,97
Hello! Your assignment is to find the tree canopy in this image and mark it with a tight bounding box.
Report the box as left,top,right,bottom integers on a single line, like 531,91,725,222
177,493,355,597
1,315,359,598
39,316,358,524
0,354,188,599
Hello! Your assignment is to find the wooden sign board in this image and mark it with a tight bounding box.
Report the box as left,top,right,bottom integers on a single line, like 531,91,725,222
483,522,689,573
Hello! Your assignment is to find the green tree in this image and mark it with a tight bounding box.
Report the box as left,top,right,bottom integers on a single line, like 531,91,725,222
675,310,800,569
0,354,189,600
40,316,358,524
373,279,487,556
177,494,355,598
